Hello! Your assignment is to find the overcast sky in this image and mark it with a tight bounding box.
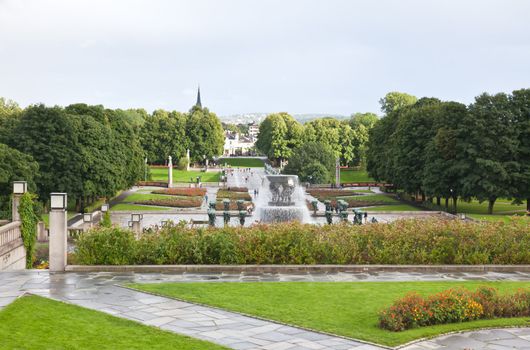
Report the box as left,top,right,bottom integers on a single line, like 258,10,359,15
1,0,529,116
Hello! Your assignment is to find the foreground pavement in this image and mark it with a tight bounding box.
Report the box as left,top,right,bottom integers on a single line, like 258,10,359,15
0,270,529,350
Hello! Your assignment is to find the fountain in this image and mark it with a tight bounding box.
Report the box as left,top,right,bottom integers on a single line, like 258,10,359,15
254,174,313,223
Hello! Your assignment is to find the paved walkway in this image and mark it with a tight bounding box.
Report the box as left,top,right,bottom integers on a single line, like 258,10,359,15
0,270,529,350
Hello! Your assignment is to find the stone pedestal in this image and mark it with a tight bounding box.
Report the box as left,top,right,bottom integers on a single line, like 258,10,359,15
132,221,142,237
168,156,173,188
11,194,21,222
49,209,67,272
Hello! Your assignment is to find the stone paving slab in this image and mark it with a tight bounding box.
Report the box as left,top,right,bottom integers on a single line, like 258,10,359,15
0,270,529,350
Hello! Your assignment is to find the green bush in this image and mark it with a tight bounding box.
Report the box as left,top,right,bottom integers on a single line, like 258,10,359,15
379,286,530,331
75,227,136,265
73,219,530,265
19,192,39,268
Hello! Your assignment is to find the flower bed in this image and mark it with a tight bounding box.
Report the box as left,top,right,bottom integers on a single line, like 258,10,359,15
134,197,202,208
152,188,206,197
225,187,249,192
217,189,252,201
379,286,530,331
74,219,530,265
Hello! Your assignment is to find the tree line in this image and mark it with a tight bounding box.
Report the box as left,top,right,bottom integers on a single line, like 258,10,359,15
256,112,377,167
366,90,530,213
0,99,224,214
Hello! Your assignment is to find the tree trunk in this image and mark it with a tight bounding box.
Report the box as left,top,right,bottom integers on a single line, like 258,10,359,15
527,198,530,212
436,197,441,206
452,196,458,213
488,197,496,214
421,192,426,202
75,198,81,213
444,197,449,210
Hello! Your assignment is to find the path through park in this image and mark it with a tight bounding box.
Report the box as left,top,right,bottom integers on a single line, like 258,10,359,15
1,270,529,350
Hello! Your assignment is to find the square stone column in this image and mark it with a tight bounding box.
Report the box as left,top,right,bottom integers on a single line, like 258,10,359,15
49,196,67,272
11,194,22,222
168,156,173,188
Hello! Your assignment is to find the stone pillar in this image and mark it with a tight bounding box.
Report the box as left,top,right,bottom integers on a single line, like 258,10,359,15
130,214,143,238
168,156,173,188
49,208,67,272
186,149,190,171
335,157,340,188
11,195,21,222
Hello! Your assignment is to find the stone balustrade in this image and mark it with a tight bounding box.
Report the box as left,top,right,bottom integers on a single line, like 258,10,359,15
0,221,26,270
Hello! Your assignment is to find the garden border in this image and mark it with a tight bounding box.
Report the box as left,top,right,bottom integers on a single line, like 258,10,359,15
65,264,530,273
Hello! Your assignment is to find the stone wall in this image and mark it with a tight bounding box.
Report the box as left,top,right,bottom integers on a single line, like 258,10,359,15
0,221,26,270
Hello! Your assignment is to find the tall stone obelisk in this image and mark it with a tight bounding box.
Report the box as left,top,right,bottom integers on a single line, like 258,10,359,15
168,156,173,188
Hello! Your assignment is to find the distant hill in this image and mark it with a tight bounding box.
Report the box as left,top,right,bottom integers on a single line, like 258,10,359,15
220,113,350,124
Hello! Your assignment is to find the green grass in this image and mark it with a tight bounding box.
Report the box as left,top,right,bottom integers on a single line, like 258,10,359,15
340,169,375,183
150,167,221,183
456,198,526,215
219,157,265,168
129,281,530,347
111,203,171,211
363,204,421,211
41,212,77,227
0,295,226,350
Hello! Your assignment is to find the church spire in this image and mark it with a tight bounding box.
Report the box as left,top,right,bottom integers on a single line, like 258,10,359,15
196,85,202,107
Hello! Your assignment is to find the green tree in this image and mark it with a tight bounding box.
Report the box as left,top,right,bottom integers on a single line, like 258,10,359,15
461,93,518,214
0,144,39,218
186,106,224,162
256,113,303,164
379,91,417,114
349,112,379,129
284,142,335,183
510,89,530,211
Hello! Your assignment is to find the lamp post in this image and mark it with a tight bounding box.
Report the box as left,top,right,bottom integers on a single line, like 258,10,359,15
168,156,173,188
11,181,27,222
49,192,67,272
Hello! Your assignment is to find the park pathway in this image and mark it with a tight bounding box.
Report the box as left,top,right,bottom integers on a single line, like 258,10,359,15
1,270,529,350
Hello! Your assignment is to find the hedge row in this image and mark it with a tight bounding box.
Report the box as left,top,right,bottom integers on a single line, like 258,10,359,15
73,219,530,265
379,287,530,331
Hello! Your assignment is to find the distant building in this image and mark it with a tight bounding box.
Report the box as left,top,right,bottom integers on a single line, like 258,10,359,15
223,131,255,156
248,122,259,141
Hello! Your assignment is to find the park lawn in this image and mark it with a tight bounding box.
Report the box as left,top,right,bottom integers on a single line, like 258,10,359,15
340,169,375,183
219,157,265,168
129,281,530,347
0,295,226,350
345,194,399,203
362,204,422,211
41,212,77,228
150,167,221,183
111,203,171,211
456,198,526,215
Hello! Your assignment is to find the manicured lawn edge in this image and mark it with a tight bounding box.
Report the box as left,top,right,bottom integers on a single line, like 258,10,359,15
121,285,390,349
122,284,530,349
65,264,530,273
0,293,228,350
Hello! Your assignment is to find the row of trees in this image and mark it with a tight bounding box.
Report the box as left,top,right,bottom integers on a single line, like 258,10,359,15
140,105,224,164
0,102,144,212
0,99,225,213
367,90,530,213
256,112,377,168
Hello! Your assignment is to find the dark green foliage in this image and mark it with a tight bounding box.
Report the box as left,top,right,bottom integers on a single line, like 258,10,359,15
255,112,303,163
74,219,530,265
0,144,39,218
284,142,335,184
19,192,39,268
367,89,530,213
186,106,225,163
